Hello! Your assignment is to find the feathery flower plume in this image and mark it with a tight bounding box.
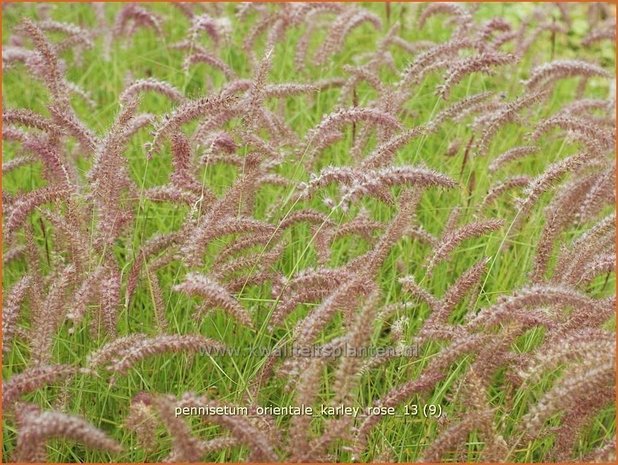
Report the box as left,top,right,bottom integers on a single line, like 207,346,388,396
437,52,516,99
3,244,27,265
30,264,76,365
363,189,423,276
468,285,602,330
13,405,122,462
269,269,355,329
86,334,149,370
278,209,332,230
554,213,616,286
2,125,28,142
189,13,228,47
530,172,601,282
38,19,94,51
174,273,254,328
125,233,179,299
65,265,107,331
119,78,186,105
331,290,379,405
121,112,156,138
88,95,140,246
519,329,614,383
577,253,616,286
144,268,169,333
114,4,162,37
476,17,512,49
524,59,611,91
41,208,91,270
244,48,274,129
264,82,325,99
7,45,99,153
149,394,208,462
341,166,457,207
2,4,615,462
213,232,279,267
3,108,60,133
489,145,538,173
106,334,225,376
2,275,32,354
98,265,121,337
314,8,381,66
176,392,278,462
387,35,435,54
288,356,326,459
305,107,401,150
21,135,74,186
429,91,495,130
582,22,616,47
426,219,503,276
530,115,614,152
143,185,200,205
515,19,569,58
20,18,66,102
399,275,440,311
399,38,475,88
214,243,282,281
124,393,159,454
330,211,383,243
581,437,617,463
426,257,490,329
550,382,615,460
5,187,72,243
3,364,77,412
291,277,374,352
182,215,276,268
298,166,357,198
515,152,588,224
418,3,473,35
475,90,549,155
522,355,614,434
183,52,236,80
147,93,236,156
361,127,427,169
91,3,112,61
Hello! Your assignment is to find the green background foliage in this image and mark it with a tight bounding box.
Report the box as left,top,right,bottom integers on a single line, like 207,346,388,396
2,3,615,462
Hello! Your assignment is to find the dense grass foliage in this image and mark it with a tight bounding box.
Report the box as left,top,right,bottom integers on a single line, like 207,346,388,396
2,2,616,463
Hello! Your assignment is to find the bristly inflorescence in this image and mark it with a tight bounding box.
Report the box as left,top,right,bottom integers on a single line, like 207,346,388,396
1,2,615,463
